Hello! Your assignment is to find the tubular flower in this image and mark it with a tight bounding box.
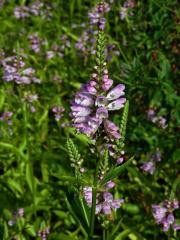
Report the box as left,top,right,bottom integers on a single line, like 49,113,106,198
152,199,180,232
71,68,126,140
83,182,124,215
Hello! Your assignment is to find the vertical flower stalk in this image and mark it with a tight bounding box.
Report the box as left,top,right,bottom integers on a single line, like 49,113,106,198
70,2,126,239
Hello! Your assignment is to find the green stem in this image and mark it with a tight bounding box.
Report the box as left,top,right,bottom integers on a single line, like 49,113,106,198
88,162,99,240
103,229,106,240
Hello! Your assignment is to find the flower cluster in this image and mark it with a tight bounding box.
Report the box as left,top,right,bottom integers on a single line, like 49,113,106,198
14,1,44,19
152,199,180,232
38,227,50,240
119,0,136,20
147,108,167,129
83,181,124,215
88,2,110,31
75,2,120,60
71,67,126,141
28,33,70,59
141,149,161,174
1,54,40,84
28,33,42,53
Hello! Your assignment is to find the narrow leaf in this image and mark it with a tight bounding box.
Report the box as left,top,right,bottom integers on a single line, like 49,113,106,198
100,157,134,185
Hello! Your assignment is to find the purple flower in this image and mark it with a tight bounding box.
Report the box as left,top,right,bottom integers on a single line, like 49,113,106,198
28,33,41,53
105,181,115,189
2,54,40,85
0,111,13,121
71,69,125,141
83,183,124,215
83,187,93,206
119,1,136,20
18,208,24,217
96,107,108,119
106,84,125,100
75,93,94,106
162,218,170,232
173,223,180,231
152,205,167,224
152,199,180,232
104,119,121,140
107,98,126,111
52,106,65,121
71,105,92,117
14,1,45,19
117,157,124,164
158,116,167,129
141,150,162,174
147,108,168,129
38,227,50,240
141,161,155,174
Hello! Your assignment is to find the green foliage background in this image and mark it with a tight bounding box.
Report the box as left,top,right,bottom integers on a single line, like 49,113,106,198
0,0,179,239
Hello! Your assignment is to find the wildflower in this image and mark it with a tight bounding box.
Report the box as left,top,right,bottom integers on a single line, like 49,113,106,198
117,156,124,164
52,106,65,121
83,183,124,215
14,1,44,19
71,68,126,140
18,208,24,217
38,227,50,240
152,199,180,232
1,54,40,84
147,108,168,129
75,2,119,61
89,2,110,30
141,161,155,174
158,116,167,129
0,111,13,125
141,149,161,174
119,0,136,20
28,33,41,53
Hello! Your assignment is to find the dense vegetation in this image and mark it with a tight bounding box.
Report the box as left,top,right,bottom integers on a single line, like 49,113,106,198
0,1,179,239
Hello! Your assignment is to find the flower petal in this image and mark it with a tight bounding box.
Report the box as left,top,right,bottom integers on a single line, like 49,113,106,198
107,84,125,100
107,98,126,111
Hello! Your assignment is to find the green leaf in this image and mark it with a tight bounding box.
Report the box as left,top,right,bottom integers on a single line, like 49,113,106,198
53,210,67,219
100,157,134,185
3,221,9,240
122,203,140,215
65,187,90,234
25,224,36,237
26,163,36,194
0,142,26,160
3,209,12,220
6,179,23,195
0,89,5,110
170,175,180,199
38,109,48,127
115,229,132,240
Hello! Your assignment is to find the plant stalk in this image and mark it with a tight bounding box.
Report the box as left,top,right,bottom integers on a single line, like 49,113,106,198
88,162,99,240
